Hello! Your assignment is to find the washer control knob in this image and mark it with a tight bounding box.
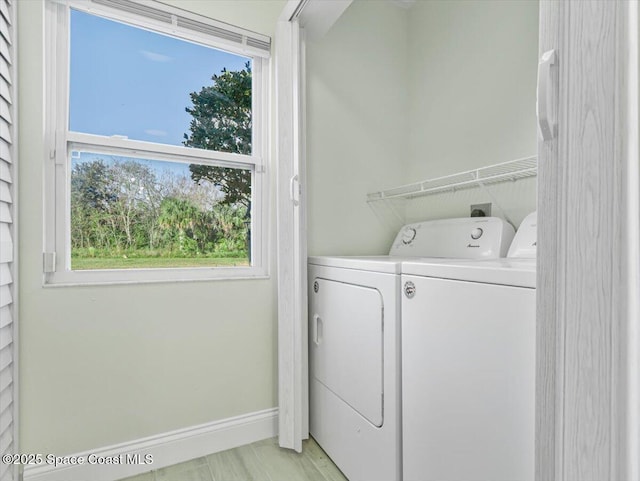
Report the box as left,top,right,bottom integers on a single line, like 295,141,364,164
402,227,417,245
470,227,484,240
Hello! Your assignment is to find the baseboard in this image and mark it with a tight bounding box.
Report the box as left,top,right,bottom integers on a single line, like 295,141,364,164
23,408,278,481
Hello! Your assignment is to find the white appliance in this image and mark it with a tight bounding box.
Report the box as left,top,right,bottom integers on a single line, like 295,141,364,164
308,217,515,481
401,212,537,481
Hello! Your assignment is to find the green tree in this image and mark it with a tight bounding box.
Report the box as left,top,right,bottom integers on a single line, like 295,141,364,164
183,62,252,208
106,160,158,249
70,159,117,250
158,197,201,254
71,159,116,210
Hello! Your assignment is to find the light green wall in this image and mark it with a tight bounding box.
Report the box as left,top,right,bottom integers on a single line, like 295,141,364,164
406,0,539,179
160,0,284,37
306,0,410,256
306,0,539,255
18,0,285,455
404,0,539,226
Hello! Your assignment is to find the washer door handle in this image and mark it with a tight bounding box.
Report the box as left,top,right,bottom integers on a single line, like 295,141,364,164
313,314,323,345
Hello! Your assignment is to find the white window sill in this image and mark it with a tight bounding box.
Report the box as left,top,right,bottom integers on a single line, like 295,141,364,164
43,266,270,287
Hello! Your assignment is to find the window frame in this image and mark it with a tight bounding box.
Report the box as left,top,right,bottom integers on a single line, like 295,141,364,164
44,0,270,285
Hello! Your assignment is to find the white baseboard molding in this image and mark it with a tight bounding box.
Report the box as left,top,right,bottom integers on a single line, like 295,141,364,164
23,408,278,481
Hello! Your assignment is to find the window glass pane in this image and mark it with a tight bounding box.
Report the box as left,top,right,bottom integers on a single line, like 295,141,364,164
70,152,251,270
69,9,252,153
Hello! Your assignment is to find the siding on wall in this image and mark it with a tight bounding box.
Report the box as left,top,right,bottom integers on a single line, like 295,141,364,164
0,1,16,480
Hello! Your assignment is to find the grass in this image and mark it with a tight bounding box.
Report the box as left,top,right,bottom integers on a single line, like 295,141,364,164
72,256,250,270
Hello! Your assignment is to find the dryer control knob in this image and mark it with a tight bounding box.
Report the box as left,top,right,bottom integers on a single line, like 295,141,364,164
404,281,416,298
470,227,484,240
402,227,417,245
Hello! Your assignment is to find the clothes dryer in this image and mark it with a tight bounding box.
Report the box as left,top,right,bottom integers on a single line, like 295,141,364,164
401,212,537,481
308,217,515,481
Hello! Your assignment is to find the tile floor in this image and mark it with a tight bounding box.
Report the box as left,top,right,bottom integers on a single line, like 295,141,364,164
118,437,348,481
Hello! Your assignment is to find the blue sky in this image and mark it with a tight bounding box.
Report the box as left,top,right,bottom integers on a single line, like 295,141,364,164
69,8,250,148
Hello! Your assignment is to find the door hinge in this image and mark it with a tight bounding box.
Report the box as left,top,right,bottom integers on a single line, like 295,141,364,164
43,252,56,273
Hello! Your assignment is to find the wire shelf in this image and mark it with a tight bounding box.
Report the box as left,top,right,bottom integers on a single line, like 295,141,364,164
366,156,537,202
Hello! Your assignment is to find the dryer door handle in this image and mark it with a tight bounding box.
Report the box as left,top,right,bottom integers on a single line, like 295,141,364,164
313,314,323,346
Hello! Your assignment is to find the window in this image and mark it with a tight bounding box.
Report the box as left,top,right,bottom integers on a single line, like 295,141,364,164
44,0,270,284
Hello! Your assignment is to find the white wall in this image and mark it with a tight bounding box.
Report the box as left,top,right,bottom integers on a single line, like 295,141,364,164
305,0,539,254
305,0,410,256
18,0,285,456
404,0,539,227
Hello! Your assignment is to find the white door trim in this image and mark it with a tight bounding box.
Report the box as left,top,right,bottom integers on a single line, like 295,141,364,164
625,4,640,478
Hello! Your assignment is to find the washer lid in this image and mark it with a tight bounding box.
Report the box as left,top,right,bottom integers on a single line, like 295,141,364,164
401,258,536,288
308,254,480,273
508,212,537,258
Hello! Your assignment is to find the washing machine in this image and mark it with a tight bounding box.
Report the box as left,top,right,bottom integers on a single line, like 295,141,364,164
308,217,515,481
401,212,537,481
